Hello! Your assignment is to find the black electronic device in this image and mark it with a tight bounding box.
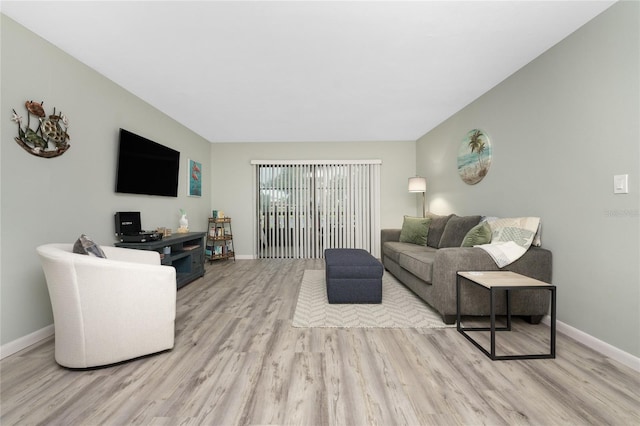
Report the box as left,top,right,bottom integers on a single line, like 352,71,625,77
115,129,180,197
115,211,162,242
115,211,142,236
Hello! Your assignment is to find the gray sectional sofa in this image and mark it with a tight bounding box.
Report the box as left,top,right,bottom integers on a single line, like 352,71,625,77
381,214,552,324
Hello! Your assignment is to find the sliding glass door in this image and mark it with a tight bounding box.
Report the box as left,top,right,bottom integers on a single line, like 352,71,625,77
253,160,381,259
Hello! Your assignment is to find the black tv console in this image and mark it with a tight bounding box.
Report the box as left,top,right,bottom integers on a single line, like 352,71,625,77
115,232,206,289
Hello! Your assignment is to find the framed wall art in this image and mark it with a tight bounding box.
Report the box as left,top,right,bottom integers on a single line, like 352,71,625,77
188,159,202,197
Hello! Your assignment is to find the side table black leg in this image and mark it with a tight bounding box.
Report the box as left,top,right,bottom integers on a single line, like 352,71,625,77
490,288,496,359
456,274,461,331
506,289,512,331
550,287,556,358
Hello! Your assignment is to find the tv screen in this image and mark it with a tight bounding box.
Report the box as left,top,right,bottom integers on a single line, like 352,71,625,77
115,129,180,197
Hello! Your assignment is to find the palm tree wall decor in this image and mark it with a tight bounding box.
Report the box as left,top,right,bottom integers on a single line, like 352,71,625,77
457,129,492,185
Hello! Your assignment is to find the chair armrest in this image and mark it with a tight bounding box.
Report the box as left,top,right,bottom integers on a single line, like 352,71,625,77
431,246,553,316
381,229,401,243
381,229,401,259
426,247,503,316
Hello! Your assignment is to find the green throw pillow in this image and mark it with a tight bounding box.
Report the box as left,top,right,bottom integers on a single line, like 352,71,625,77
399,216,431,245
461,222,492,247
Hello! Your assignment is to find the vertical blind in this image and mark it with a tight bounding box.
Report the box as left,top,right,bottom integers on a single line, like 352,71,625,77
252,160,381,259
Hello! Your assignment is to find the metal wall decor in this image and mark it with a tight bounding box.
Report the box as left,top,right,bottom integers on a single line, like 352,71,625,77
11,100,70,158
457,129,492,185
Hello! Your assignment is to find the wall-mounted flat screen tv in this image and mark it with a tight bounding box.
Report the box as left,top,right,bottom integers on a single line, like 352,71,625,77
115,129,180,197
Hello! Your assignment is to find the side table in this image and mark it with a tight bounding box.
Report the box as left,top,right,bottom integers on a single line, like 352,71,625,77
456,271,556,361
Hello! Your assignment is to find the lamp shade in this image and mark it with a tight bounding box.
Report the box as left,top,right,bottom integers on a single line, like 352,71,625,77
408,176,427,192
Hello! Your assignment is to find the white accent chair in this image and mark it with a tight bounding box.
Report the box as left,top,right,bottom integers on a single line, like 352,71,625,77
36,243,176,368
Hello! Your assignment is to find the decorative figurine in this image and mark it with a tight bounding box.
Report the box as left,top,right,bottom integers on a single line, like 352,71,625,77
178,209,189,233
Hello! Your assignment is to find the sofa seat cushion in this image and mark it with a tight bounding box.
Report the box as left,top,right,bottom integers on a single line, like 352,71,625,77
383,241,437,283
383,241,434,264
398,250,436,283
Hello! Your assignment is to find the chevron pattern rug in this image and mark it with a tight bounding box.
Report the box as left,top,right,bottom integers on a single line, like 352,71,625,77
292,270,453,328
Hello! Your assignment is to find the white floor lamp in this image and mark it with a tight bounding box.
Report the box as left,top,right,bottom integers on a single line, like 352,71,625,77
408,176,427,217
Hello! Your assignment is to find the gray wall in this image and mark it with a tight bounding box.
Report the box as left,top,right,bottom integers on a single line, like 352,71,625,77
210,141,418,257
416,1,639,357
1,15,212,346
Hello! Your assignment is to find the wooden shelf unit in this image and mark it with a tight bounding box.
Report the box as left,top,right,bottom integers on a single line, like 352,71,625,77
206,217,235,262
115,232,206,288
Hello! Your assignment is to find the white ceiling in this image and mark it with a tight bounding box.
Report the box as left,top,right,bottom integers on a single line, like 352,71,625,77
2,1,616,143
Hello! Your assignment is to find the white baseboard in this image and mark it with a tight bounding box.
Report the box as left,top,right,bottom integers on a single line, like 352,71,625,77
234,254,255,260
0,324,54,360
543,316,640,372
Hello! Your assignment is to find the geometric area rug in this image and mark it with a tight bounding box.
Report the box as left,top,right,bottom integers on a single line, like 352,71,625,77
292,270,454,329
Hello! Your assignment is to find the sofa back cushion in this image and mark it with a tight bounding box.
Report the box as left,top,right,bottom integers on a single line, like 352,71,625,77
425,213,453,248
438,215,482,248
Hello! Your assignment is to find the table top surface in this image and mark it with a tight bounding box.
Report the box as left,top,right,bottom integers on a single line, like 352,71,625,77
457,271,554,289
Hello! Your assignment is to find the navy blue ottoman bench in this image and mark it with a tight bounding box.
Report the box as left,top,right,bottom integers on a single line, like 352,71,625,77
324,248,384,304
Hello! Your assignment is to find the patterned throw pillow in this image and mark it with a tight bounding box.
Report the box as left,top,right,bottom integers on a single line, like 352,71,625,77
461,222,492,247
399,216,432,245
73,234,107,258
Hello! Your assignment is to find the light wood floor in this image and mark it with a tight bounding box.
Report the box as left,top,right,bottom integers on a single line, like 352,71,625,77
1,259,639,425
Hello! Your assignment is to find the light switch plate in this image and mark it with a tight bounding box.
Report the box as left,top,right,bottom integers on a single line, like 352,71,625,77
613,174,628,194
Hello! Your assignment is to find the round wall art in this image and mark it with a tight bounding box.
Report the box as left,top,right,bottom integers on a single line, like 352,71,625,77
457,129,492,185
